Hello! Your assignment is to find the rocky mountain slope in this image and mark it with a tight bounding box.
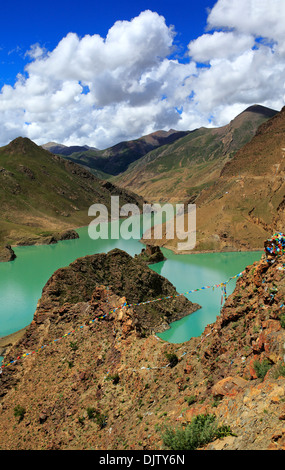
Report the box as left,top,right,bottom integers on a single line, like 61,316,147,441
1,241,285,450
191,105,285,252
52,129,190,177
142,106,285,253
0,137,144,259
114,105,277,203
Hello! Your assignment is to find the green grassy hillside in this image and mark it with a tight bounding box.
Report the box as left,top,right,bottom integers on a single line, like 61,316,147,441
57,129,189,176
0,137,143,253
114,105,277,202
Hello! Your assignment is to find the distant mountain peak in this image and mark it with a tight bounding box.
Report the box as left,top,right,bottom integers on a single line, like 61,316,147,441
6,136,40,154
240,104,278,117
9,136,33,145
41,142,98,156
42,142,67,149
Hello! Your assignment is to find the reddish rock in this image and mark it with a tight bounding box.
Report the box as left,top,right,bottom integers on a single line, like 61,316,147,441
185,405,211,422
212,376,248,397
253,260,269,287
249,355,259,379
175,377,184,392
184,363,193,374
262,320,281,334
252,332,266,353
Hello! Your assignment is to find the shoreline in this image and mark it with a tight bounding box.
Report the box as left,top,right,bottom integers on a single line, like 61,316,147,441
160,246,263,256
141,239,264,256
0,327,28,357
4,217,265,259
140,238,264,255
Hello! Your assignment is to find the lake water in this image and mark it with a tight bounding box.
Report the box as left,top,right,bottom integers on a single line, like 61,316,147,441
152,248,261,342
0,219,262,350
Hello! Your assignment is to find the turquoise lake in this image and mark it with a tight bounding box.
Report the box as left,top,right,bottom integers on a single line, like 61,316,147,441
0,219,262,348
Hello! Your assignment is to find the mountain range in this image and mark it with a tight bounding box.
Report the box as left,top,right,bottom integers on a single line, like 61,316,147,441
113,105,278,202
1,103,281,258
42,129,190,178
142,105,285,252
41,142,98,156
42,105,277,207
43,102,282,254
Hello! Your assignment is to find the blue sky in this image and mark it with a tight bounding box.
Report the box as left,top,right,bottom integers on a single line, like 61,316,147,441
0,0,215,87
0,0,284,148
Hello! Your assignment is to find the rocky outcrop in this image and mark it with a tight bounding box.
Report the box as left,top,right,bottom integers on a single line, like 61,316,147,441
135,245,166,264
32,248,200,335
56,229,79,241
1,242,285,450
0,245,16,262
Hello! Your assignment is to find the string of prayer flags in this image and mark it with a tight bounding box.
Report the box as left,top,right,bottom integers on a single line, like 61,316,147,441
265,233,285,260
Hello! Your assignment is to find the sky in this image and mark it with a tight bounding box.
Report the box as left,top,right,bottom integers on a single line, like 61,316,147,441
0,0,284,149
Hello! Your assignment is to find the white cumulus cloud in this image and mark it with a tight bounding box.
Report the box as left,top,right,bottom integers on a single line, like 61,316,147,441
188,31,255,63
0,3,284,149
